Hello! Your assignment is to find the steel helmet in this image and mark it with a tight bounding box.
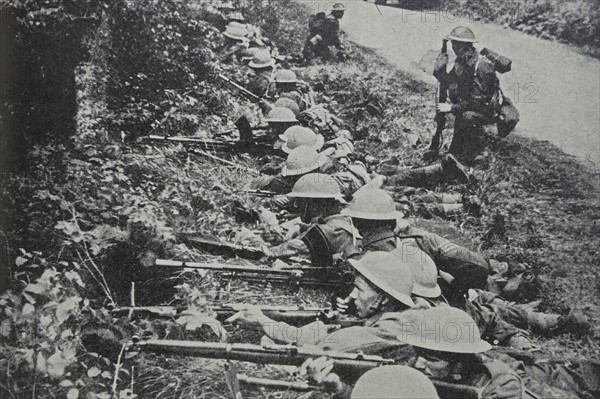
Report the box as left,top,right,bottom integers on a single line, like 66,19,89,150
348,251,415,308
274,69,298,84
341,187,400,220
273,98,301,115
223,24,249,41
395,307,492,353
446,26,478,43
248,49,275,69
281,126,324,154
227,11,245,22
281,146,328,177
392,248,441,298
240,47,260,63
218,1,236,11
351,366,439,399
287,173,346,202
264,107,297,124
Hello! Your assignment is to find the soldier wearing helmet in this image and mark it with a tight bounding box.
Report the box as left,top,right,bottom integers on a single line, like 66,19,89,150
395,307,525,399
434,27,502,159
263,173,356,261
250,145,328,195
247,49,276,98
341,187,491,292
263,106,298,142
229,251,417,348
396,248,535,350
303,3,347,61
267,69,316,111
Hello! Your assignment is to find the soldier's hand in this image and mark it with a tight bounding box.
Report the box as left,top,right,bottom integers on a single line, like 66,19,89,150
335,296,351,314
225,305,267,325
300,357,344,394
435,52,449,67
437,103,452,113
367,173,386,189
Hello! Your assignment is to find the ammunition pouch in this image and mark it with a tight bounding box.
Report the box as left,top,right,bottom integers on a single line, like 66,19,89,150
301,224,334,268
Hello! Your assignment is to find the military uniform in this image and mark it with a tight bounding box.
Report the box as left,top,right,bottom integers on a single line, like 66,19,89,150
434,51,499,158
247,69,274,98
489,351,600,399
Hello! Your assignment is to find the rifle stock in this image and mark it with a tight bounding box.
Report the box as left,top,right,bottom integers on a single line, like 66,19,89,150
429,39,449,153
145,134,274,156
218,73,262,103
128,339,483,399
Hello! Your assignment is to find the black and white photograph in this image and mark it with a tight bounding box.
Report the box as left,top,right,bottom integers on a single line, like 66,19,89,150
0,1,598,398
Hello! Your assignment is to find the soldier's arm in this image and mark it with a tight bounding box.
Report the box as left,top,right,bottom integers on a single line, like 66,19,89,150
459,61,499,115
403,226,491,290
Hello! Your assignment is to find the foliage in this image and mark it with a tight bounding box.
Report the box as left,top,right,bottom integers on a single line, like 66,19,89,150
437,0,600,57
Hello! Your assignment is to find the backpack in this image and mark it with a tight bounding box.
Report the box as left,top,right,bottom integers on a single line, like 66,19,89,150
308,12,326,35
480,48,512,74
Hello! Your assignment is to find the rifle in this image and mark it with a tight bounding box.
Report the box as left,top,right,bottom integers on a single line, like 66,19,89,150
145,134,275,156
110,304,362,328
241,189,277,197
127,339,483,399
154,259,351,287
218,73,263,103
428,39,449,154
177,235,309,264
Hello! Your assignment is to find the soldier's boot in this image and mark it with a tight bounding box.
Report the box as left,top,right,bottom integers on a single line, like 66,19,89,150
386,163,443,187
440,154,471,183
524,310,591,337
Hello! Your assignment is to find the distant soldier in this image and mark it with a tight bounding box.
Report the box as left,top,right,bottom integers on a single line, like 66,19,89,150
303,3,347,61
220,23,251,63
246,49,276,98
434,27,517,160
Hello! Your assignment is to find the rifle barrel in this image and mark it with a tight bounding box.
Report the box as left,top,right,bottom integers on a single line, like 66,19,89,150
130,340,482,398
155,259,309,276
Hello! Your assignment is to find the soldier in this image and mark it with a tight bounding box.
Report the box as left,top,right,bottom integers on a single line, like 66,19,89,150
247,49,276,98
263,106,298,142
301,364,439,399
264,173,355,260
303,3,346,61
267,70,315,111
434,27,502,159
220,23,251,63
229,251,417,347
341,187,491,291
250,145,328,194
396,307,526,399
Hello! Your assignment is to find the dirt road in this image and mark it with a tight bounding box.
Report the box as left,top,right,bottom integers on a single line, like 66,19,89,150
308,1,600,167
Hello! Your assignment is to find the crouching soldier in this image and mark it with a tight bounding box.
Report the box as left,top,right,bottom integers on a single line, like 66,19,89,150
303,3,346,61
434,27,518,160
